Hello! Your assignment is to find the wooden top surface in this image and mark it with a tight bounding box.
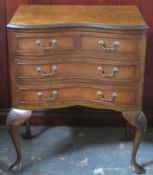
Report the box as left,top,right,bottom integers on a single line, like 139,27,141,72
7,5,147,29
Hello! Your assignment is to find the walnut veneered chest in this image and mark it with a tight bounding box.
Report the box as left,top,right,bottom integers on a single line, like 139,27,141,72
7,5,148,174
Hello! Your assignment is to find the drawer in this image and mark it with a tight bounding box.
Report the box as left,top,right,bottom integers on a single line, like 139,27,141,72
80,33,139,55
16,61,139,83
17,84,137,108
14,33,76,55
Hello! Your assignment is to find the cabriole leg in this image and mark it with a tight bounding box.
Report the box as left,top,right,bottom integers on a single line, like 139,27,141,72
22,119,32,139
122,111,147,174
125,123,135,139
6,108,32,172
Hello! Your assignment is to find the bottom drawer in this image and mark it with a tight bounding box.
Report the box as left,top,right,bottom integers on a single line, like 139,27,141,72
16,84,137,109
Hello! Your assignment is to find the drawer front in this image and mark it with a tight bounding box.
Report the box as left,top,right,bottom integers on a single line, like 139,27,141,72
16,61,139,83
17,84,137,107
80,34,139,55
15,34,76,55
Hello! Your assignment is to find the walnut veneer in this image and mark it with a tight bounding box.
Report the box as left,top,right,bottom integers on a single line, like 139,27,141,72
7,5,148,174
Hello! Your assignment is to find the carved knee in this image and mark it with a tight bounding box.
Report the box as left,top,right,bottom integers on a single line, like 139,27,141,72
7,108,32,127
136,112,147,132
122,111,147,132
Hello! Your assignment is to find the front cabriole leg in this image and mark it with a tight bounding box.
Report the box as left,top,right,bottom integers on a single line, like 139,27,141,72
122,111,147,174
6,108,32,173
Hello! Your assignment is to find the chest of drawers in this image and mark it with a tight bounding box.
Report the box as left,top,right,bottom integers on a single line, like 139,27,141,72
7,5,148,173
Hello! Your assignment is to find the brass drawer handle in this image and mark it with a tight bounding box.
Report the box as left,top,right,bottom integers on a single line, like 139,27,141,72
36,65,57,77
35,39,57,50
98,40,120,51
37,90,58,101
97,91,117,102
97,66,118,78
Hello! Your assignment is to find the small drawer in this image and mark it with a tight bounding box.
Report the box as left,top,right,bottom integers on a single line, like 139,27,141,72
17,84,137,108
16,61,139,83
15,33,76,55
80,33,139,56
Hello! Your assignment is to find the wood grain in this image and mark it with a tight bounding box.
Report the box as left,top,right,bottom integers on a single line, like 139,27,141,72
119,0,141,8
7,6,148,173
29,0,77,5
96,0,118,5
0,0,9,107
6,0,28,22
141,0,153,110
1,0,153,126
29,0,119,5
8,5,146,28
7,6,146,113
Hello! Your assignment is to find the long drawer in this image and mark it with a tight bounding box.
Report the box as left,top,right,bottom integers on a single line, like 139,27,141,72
16,84,137,108
16,60,139,83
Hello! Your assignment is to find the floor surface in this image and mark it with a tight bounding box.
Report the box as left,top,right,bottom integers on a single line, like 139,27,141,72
0,126,153,175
